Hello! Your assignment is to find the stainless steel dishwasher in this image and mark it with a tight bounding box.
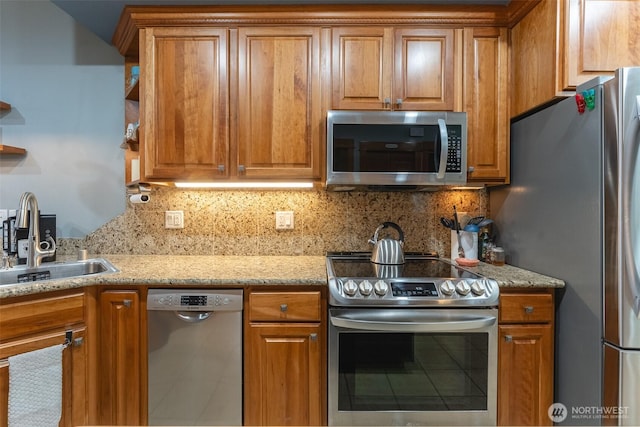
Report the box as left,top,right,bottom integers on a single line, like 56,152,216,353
147,289,243,426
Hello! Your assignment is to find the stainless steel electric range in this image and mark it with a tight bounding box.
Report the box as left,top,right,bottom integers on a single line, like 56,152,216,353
326,252,500,426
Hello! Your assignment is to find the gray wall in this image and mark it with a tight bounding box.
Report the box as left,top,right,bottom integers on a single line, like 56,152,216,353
0,0,125,238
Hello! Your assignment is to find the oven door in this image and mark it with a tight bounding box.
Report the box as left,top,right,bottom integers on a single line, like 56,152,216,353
328,308,498,426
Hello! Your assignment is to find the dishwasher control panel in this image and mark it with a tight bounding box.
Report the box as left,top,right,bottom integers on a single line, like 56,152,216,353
147,289,243,311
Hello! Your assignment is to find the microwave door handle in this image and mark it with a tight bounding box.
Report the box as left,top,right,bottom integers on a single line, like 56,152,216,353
437,119,448,180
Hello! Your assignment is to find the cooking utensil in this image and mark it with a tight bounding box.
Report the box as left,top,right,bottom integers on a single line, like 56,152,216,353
477,218,494,228
369,222,405,264
440,217,454,229
467,216,485,226
453,206,465,258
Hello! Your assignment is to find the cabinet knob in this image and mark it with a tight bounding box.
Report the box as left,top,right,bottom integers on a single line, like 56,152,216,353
238,165,246,174
280,304,288,312
468,166,475,173
310,333,318,342
396,98,403,108
524,306,534,314
123,299,132,308
383,97,391,108
73,337,84,347
217,164,225,173
504,335,513,342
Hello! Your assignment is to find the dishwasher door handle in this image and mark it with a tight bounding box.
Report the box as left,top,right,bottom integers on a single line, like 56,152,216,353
175,311,212,323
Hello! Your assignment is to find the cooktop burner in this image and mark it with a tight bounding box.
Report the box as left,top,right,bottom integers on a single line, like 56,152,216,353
326,252,499,307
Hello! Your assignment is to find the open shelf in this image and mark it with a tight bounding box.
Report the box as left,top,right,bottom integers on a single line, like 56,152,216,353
0,145,27,155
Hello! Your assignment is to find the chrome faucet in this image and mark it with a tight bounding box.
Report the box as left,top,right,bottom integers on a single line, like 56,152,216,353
15,192,56,268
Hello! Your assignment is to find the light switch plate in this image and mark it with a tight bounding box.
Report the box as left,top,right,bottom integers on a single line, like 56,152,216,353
275,211,294,230
165,211,184,229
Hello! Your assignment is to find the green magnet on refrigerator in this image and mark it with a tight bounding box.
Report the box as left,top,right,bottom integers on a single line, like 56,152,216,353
583,89,596,110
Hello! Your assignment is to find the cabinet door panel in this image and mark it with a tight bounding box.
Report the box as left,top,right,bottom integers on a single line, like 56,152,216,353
142,27,229,180
238,27,322,179
245,323,323,426
395,29,455,110
464,27,508,182
498,324,553,426
332,27,393,110
564,0,640,90
99,290,141,426
0,327,87,427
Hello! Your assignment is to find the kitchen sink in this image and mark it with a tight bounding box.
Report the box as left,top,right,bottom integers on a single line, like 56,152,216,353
0,258,119,286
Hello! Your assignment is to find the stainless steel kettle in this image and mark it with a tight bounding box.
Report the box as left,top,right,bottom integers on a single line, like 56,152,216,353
368,222,405,264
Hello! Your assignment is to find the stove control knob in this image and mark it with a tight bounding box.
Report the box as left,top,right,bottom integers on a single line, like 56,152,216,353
343,280,358,297
471,281,486,296
455,281,471,296
374,280,389,296
440,280,456,296
359,280,373,296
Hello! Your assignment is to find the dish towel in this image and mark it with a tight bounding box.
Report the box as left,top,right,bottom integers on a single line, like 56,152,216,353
8,344,63,427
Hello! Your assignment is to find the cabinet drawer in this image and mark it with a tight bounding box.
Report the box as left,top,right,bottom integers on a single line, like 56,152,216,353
250,291,321,322
499,293,553,324
0,292,85,341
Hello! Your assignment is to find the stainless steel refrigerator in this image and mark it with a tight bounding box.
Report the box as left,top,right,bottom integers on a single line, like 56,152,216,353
489,67,640,426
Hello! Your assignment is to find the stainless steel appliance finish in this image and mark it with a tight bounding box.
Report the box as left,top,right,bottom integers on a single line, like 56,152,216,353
147,289,243,426
490,67,640,426
326,110,467,190
326,252,499,307
368,222,405,265
326,252,499,426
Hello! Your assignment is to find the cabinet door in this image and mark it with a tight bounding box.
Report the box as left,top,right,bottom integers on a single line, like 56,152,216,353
394,28,455,111
563,0,640,90
0,327,87,427
498,324,553,426
237,27,322,180
99,290,142,426
464,27,509,182
331,27,393,110
245,323,324,426
141,27,229,180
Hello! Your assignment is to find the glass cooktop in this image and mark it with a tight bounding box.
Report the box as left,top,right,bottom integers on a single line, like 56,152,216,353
327,252,481,279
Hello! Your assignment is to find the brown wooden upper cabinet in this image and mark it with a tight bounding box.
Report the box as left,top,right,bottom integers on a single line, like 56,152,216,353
511,0,640,117
237,27,323,180
140,27,230,181
332,27,456,111
464,27,509,183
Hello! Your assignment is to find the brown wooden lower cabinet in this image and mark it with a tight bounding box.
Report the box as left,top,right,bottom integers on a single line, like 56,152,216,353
244,289,326,426
98,289,144,426
0,290,88,427
498,289,555,426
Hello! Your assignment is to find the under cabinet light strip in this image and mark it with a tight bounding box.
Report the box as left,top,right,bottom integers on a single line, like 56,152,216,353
174,182,314,189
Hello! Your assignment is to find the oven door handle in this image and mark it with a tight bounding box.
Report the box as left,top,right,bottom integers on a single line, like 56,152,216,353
330,310,496,332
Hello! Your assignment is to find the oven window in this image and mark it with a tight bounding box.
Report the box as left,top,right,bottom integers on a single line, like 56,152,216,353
338,332,488,411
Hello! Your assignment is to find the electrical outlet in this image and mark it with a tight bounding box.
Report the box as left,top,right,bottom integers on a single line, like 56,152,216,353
275,211,294,230
165,211,184,229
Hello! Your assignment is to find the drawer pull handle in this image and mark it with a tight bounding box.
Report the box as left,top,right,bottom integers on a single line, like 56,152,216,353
524,306,534,314
280,304,288,312
505,335,513,342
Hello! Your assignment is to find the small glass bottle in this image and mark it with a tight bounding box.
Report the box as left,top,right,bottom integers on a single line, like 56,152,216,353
491,246,505,266
478,227,492,262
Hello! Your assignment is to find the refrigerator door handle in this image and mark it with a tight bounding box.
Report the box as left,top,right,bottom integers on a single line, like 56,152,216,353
636,95,640,119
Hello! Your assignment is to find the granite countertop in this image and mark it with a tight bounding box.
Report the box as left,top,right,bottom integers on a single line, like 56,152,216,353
0,254,564,299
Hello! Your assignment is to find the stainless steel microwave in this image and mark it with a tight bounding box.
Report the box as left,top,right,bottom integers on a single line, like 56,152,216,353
326,110,467,190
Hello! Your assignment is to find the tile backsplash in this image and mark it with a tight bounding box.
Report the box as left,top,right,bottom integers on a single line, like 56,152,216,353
58,187,488,257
